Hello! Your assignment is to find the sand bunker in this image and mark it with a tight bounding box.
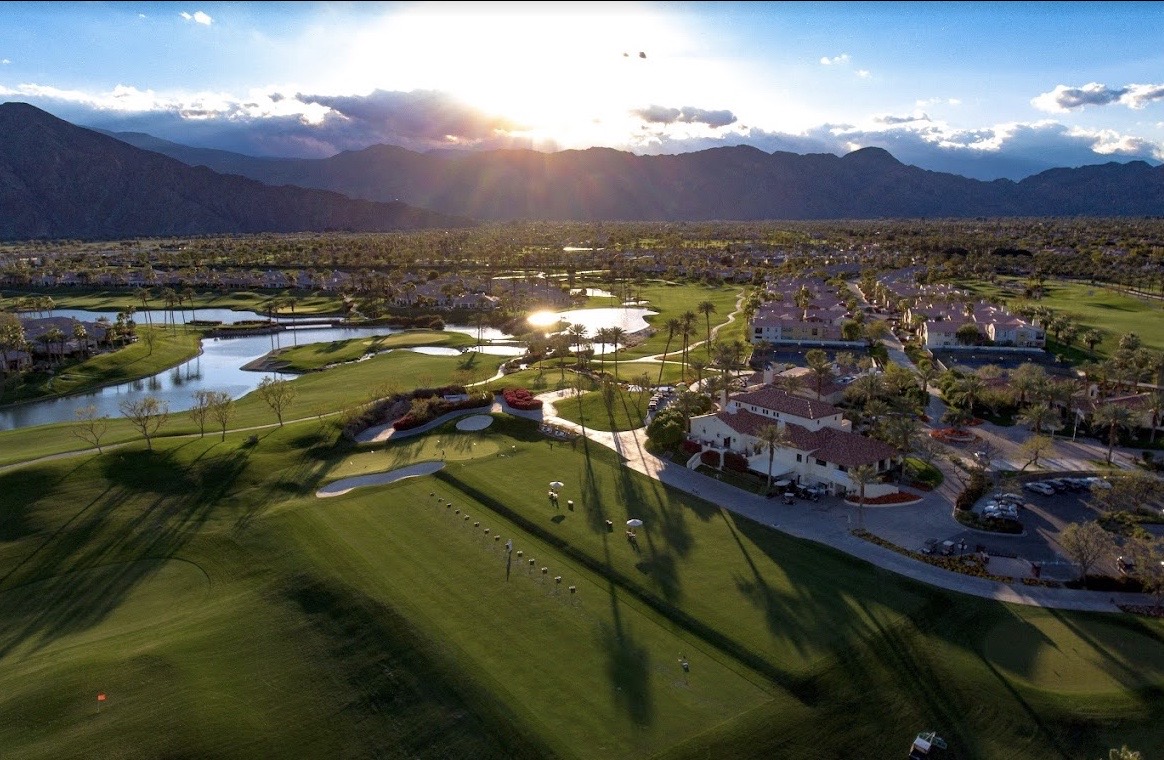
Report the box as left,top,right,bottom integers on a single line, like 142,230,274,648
456,415,494,431
316,461,445,498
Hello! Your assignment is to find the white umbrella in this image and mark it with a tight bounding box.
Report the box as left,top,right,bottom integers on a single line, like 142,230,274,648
549,481,564,489
626,518,643,528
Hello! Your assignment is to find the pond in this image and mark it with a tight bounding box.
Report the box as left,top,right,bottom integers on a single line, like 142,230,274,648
527,306,657,336
0,319,517,431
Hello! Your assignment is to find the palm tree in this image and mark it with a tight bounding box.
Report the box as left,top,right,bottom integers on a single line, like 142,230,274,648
848,464,879,531
680,311,697,378
951,374,985,415
805,348,832,399
689,357,707,388
1017,403,1060,437
756,423,790,491
593,327,611,375
1147,391,1164,444
916,358,936,393
1092,403,1134,465
134,287,153,327
657,317,681,386
552,333,573,384
70,319,89,358
698,300,717,356
160,287,178,328
567,323,589,371
606,325,627,380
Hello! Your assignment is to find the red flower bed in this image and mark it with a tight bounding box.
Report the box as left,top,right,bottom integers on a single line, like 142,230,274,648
700,449,721,467
723,451,749,472
845,491,921,505
502,387,543,410
929,427,975,442
681,439,702,455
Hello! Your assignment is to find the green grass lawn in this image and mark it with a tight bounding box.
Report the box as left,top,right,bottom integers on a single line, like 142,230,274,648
965,278,1164,358
0,327,202,405
0,417,1162,758
2,288,345,316
0,349,506,468
610,283,742,361
551,387,651,432
272,330,476,371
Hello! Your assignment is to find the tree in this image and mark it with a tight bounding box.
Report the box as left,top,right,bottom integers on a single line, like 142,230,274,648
605,325,627,379
657,317,681,385
864,319,890,345
0,313,27,376
1018,434,1054,471
1017,403,1060,437
70,319,89,358
257,376,296,427
756,423,790,491
1126,535,1164,611
1092,403,1134,465
135,287,153,327
848,464,879,531
189,389,215,437
646,408,686,450
805,348,832,399
208,391,235,441
955,322,981,346
916,358,936,393
1083,328,1103,355
679,311,697,377
567,323,589,370
697,299,717,356
73,404,109,453
1104,746,1143,760
119,396,170,451
1057,522,1113,588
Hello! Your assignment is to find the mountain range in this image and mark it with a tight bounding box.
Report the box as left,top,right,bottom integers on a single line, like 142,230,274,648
2,101,1163,242
0,103,467,241
99,128,1164,222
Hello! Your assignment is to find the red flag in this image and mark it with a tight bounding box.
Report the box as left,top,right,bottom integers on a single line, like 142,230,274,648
97,693,106,702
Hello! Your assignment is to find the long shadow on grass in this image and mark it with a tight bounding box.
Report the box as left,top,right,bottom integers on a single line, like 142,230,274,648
281,573,550,760
0,446,256,657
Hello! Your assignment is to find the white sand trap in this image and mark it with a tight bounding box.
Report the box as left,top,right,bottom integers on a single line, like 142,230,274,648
456,415,494,431
316,461,445,498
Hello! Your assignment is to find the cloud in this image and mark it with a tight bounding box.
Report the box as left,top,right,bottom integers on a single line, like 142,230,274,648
1032,82,1164,112
874,112,931,125
631,104,737,129
180,10,213,25
820,53,850,66
856,70,871,79
1,59,9,65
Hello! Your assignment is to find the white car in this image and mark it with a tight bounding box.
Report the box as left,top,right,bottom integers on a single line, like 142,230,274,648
1022,482,1055,496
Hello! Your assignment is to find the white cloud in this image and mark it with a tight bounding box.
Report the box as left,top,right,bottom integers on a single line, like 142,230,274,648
180,10,213,26
820,53,850,66
1032,82,1164,112
916,97,961,108
1,59,10,65
856,69,871,79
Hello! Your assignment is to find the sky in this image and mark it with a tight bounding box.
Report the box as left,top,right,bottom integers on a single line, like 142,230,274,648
2,1,1163,179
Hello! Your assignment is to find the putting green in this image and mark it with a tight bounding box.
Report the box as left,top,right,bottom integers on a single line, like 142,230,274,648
982,615,1164,694
330,434,501,480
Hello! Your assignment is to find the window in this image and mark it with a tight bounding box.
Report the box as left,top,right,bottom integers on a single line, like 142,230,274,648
815,458,826,467
796,454,802,462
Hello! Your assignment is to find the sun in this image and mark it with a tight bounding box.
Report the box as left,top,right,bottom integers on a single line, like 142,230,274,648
334,5,693,149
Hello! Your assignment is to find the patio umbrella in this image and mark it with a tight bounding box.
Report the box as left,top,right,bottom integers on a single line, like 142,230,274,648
626,519,643,528
549,481,564,490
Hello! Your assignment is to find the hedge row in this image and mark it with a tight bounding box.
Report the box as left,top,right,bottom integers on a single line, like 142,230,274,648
392,394,492,431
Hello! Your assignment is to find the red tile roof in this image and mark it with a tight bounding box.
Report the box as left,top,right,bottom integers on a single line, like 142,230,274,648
713,409,897,466
733,386,840,420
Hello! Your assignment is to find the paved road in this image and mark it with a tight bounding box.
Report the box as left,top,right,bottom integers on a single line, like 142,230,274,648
534,389,1152,613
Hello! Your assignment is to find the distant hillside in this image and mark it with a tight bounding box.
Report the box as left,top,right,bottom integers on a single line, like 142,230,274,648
105,129,1164,221
0,102,470,240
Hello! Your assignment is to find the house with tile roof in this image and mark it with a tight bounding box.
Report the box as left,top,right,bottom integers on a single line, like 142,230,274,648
688,386,900,497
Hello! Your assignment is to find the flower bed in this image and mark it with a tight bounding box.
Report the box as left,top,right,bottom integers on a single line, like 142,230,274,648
723,451,749,473
392,393,491,431
502,387,543,410
681,439,702,455
929,427,976,443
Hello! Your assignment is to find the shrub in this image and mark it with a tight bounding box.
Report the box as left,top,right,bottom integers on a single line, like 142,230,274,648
502,387,543,410
681,439,702,455
955,470,990,511
723,451,749,473
700,449,721,467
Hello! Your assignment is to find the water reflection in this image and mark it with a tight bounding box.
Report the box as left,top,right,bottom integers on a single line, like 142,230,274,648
0,319,517,431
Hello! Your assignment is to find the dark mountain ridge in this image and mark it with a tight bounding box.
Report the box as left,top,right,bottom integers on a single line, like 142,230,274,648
101,126,1164,221
0,102,469,240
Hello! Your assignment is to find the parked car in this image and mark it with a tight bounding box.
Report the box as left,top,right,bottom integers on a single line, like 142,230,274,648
1023,482,1055,496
